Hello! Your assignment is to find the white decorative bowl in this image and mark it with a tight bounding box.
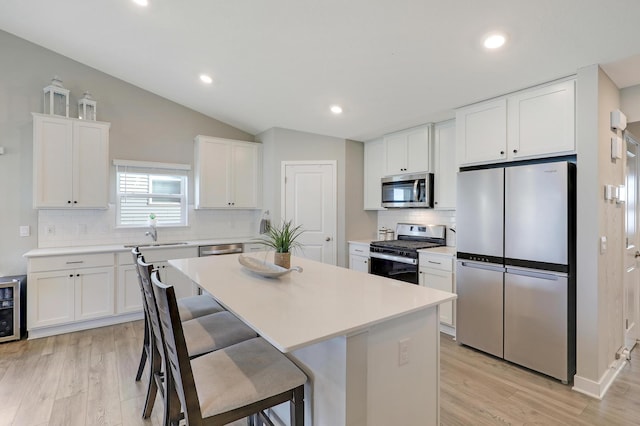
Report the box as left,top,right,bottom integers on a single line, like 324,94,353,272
238,254,303,278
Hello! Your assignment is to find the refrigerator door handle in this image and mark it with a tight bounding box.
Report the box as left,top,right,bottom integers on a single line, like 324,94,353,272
506,267,567,280
459,261,505,273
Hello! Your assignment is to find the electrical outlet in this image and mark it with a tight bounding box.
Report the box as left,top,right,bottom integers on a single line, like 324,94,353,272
19,225,30,237
398,338,410,366
46,224,56,235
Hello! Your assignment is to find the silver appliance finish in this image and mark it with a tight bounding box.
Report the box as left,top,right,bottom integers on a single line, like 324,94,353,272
381,173,434,208
456,261,505,358
505,162,569,265
456,161,575,382
456,167,504,260
198,243,244,257
504,267,569,380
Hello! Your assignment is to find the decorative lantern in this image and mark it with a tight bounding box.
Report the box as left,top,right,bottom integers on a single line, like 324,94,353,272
78,91,97,120
43,76,69,117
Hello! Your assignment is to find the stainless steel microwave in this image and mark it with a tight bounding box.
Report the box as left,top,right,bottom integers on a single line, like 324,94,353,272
381,173,434,208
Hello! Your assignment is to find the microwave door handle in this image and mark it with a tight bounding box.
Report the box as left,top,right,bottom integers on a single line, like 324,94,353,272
413,179,419,201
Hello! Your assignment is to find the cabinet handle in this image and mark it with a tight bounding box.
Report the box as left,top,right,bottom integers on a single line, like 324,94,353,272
66,261,84,264
69,274,74,278
76,274,80,277
513,149,518,154
73,201,78,204
428,260,442,265
67,200,72,204
500,151,505,155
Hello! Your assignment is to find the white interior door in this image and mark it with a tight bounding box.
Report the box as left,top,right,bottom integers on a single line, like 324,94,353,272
282,161,337,265
624,132,639,350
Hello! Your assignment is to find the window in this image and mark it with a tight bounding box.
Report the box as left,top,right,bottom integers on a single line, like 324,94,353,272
114,160,189,227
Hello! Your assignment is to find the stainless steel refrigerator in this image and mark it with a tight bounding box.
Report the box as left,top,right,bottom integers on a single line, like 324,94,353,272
456,161,576,382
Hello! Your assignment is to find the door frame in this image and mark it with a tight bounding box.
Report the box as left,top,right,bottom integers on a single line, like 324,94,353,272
624,131,640,348
281,160,338,265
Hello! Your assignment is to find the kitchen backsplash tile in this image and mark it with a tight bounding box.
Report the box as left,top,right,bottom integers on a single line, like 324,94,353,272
38,205,262,248
378,209,456,246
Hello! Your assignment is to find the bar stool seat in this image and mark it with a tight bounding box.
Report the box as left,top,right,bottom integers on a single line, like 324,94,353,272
183,311,257,358
192,337,307,419
177,294,224,321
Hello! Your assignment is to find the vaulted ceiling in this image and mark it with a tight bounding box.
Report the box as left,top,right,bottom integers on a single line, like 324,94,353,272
1,0,639,141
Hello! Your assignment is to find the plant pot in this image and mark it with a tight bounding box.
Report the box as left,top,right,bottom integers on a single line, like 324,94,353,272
274,252,291,269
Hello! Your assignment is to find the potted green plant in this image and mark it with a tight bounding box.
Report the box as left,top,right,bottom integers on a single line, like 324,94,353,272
255,220,304,269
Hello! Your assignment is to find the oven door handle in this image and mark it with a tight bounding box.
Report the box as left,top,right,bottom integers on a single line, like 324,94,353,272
369,252,417,265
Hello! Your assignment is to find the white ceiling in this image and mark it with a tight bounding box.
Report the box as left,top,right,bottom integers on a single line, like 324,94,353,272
1,0,640,141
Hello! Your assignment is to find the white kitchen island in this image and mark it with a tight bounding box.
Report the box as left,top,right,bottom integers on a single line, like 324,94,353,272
169,253,456,426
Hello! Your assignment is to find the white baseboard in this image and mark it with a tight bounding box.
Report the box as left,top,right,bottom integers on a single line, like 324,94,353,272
572,357,627,399
439,323,456,337
27,312,144,339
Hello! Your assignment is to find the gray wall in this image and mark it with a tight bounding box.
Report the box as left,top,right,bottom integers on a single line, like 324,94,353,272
0,30,253,275
257,127,376,267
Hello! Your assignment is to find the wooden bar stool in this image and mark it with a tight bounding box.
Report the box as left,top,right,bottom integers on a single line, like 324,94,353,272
151,270,307,426
131,247,226,381
136,257,258,420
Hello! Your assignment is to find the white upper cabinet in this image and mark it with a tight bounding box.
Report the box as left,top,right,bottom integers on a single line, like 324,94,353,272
364,138,386,210
433,120,457,210
194,135,262,209
383,124,431,175
508,79,575,159
33,113,110,208
456,79,575,166
456,99,507,165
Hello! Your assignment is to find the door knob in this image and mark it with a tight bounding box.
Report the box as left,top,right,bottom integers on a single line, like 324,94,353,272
325,237,331,242
635,251,640,258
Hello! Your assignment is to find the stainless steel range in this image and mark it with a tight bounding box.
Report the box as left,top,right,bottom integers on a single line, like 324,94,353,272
369,223,446,284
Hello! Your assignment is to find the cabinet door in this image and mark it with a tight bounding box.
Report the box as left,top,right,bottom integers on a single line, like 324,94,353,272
73,121,109,208
405,126,430,174
33,115,74,208
195,137,232,208
419,268,454,326
231,142,260,208
349,254,369,273
456,99,507,166
117,264,143,314
434,120,456,210
364,139,386,210
508,80,575,159
75,266,115,321
28,270,75,328
384,133,408,175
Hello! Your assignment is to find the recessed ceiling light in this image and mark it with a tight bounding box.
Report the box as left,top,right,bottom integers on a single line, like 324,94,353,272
133,0,148,6
200,74,213,84
484,33,506,49
330,105,343,114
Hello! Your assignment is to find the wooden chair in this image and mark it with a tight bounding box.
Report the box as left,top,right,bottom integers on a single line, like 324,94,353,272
136,257,258,420
151,270,307,426
132,247,226,381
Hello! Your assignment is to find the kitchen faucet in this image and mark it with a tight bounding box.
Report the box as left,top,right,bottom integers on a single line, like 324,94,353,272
145,224,157,242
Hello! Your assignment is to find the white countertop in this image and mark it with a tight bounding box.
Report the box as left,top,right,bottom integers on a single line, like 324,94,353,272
23,237,257,258
169,253,456,353
418,246,457,256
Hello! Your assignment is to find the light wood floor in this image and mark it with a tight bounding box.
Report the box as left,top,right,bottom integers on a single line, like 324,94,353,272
1,322,639,425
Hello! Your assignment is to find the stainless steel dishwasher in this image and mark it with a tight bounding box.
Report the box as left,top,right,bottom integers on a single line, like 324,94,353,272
198,243,244,257
197,244,244,296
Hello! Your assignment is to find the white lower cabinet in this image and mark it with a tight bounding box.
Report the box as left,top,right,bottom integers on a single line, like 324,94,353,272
28,253,115,330
348,242,370,273
419,252,455,330
117,263,143,314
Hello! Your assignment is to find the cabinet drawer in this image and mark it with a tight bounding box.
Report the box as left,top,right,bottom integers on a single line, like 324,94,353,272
419,253,453,272
30,252,114,272
349,243,370,257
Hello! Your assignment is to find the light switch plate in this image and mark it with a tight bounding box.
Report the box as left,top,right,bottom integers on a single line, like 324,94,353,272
611,136,623,159
600,236,607,254
19,225,30,237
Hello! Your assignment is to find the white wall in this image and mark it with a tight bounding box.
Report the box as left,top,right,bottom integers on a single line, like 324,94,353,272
257,127,377,267
621,84,640,122
574,64,625,397
0,30,254,275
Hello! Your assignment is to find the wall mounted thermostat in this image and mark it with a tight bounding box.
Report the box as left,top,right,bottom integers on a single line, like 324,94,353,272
611,109,627,131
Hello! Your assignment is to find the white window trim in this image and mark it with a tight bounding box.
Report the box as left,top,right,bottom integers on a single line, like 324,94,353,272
114,159,190,228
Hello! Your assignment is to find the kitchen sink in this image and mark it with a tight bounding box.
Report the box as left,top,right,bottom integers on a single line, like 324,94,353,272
123,242,189,248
